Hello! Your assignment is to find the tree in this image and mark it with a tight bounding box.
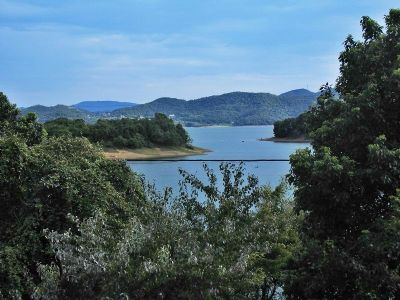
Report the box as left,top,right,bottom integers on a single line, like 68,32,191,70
33,163,299,299
0,93,46,145
0,92,18,125
285,9,400,299
0,94,145,298
175,163,300,299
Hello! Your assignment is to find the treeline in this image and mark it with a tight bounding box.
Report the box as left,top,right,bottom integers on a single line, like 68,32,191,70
44,113,191,148
1,9,400,299
273,112,307,138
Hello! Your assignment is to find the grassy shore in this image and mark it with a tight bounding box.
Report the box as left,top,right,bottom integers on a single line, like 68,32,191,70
259,136,312,143
103,146,209,160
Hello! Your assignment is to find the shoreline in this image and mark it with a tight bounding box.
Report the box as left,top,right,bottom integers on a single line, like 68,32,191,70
259,136,312,143
103,146,210,160
186,124,233,128
186,124,272,128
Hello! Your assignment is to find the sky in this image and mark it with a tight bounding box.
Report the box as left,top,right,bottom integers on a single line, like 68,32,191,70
0,0,399,106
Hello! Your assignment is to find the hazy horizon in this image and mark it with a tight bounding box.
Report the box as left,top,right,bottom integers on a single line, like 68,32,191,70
1,0,398,107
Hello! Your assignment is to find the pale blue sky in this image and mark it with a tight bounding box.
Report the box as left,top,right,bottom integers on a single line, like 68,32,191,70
0,0,398,106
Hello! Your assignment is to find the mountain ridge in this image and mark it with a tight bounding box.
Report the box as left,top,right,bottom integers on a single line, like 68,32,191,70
110,90,317,126
73,100,137,113
21,89,318,125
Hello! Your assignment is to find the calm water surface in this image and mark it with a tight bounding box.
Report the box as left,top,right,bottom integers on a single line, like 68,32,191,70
128,126,310,192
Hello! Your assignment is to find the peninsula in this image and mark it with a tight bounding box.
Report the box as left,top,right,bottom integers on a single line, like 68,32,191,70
103,146,208,160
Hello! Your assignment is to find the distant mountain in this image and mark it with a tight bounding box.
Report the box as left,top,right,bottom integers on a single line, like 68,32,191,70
73,101,137,112
111,89,318,126
20,105,89,122
111,97,187,118
20,89,319,125
278,89,320,116
279,89,319,102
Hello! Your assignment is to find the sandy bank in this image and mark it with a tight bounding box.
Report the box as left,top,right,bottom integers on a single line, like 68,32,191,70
103,146,209,160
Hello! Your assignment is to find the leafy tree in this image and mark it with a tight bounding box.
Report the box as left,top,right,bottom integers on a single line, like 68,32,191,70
33,163,299,299
0,92,46,145
0,135,145,298
176,163,300,299
0,92,19,125
0,93,145,298
285,9,400,299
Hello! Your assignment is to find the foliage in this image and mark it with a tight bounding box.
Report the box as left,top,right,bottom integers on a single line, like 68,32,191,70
175,163,300,299
0,92,19,124
0,92,46,145
272,87,341,139
1,92,299,299
285,9,400,299
44,113,191,149
34,163,300,299
0,134,145,298
273,112,308,138
0,93,145,298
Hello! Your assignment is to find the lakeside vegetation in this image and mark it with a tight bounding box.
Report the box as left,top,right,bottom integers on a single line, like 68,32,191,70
1,9,400,299
272,112,308,139
44,113,191,149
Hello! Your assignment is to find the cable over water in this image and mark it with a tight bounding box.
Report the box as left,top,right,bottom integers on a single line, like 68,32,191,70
127,159,290,162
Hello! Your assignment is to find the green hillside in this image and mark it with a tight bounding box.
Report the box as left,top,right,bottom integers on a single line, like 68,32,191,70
20,105,90,122
20,89,318,125
111,89,318,126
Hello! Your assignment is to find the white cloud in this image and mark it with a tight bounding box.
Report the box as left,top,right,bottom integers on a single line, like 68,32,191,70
0,1,345,106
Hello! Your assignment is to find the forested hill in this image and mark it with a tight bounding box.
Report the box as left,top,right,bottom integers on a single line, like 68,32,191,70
20,105,89,122
111,89,318,126
21,89,318,125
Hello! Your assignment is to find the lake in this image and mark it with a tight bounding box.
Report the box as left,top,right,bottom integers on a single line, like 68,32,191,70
128,126,310,193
